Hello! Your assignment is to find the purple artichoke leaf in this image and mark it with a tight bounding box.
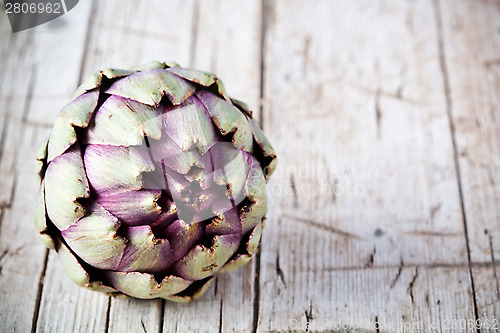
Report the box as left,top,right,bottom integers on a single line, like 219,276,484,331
163,95,218,155
95,189,162,227
83,144,155,194
115,225,174,273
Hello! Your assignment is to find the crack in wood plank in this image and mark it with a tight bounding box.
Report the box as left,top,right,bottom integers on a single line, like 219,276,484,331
407,266,419,304
218,298,223,333
104,296,111,333
390,259,404,289
351,83,422,105
402,230,461,237
430,202,442,221
0,244,28,276
30,249,48,333
319,260,500,272
158,299,165,333
304,301,313,333
275,252,287,287
364,247,376,268
375,87,382,139
282,214,363,239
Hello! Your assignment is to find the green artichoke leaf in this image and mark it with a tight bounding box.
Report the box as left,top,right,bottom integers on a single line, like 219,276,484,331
211,143,248,200
44,144,90,231
205,207,241,236
196,90,253,152
166,67,231,101
105,271,192,299
163,61,181,68
106,69,196,106
213,78,232,102
218,221,264,274
134,61,167,70
73,69,134,98
34,135,49,184
57,240,119,294
33,180,55,249
172,233,240,281
248,117,278,180
240,156,267,234
167,67,217,87
164,277,215,303
47,90,99,162
61,203,127,270
230,98,253,117
84,95,164,146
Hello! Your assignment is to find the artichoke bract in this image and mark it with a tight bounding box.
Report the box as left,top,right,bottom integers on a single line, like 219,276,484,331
34,61,277,302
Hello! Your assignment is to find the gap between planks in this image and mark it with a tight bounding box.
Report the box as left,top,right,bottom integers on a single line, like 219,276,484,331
29,1,97,332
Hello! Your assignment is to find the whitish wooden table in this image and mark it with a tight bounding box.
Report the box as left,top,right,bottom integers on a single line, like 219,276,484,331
0,0,499,332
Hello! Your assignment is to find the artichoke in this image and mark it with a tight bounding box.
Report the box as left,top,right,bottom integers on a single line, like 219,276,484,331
34,61,277,302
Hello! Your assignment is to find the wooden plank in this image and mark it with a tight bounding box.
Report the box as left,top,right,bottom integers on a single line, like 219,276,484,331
35,253,109,333
0,23,41,331
79,0,194,77
88,1,196,332
190,0,263,113
34,1,196,332
0,30,33,207
258,0,477,330
162,1,263,332
0,2,91,332
436,0,500,327
259,265,475,332
0,124,47,332
14,2,99,332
